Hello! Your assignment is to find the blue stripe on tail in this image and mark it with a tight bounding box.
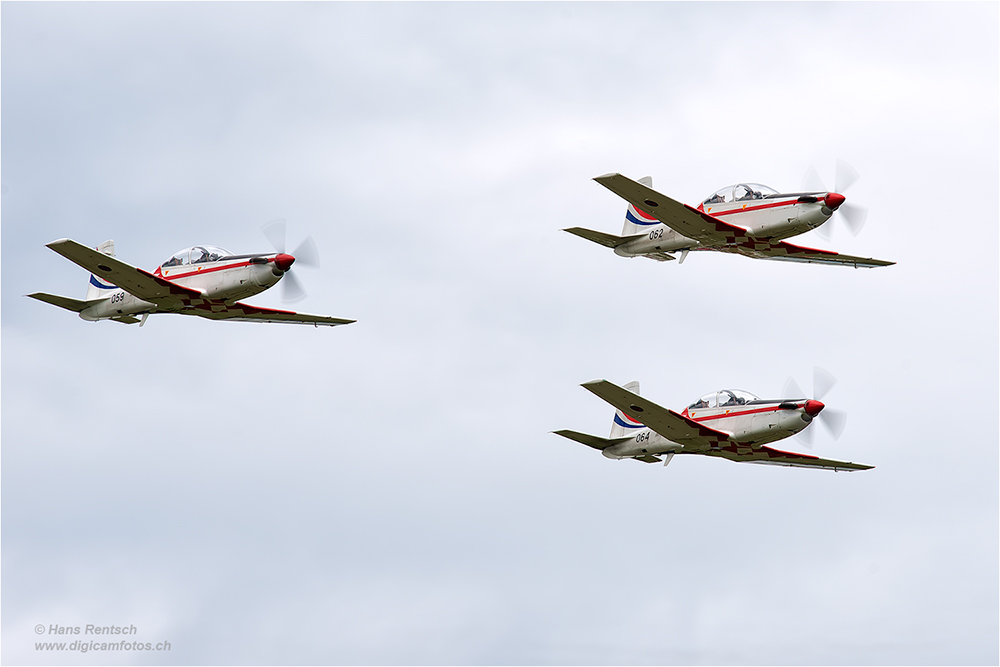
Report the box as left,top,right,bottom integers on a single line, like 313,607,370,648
614,413,644,429
626,209,659,226
90,275,116,290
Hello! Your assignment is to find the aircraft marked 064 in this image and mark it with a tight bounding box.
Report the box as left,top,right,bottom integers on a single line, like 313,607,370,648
554,380,873,471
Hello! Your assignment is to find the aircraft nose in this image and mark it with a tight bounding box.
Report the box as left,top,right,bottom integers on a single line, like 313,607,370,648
825,192,846,210
274,253,296,272
804,399,825,416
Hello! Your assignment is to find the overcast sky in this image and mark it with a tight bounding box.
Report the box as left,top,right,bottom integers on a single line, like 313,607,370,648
2,2,998,665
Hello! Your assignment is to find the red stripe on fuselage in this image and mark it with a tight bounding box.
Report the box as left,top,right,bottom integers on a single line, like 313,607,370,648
154,258,265,281
689,404,791,422
710,198,798,217
701,194,833,218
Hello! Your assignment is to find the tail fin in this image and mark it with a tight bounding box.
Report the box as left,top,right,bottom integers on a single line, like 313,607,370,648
620,176,660,236
85,240,117,300
609,380,644,437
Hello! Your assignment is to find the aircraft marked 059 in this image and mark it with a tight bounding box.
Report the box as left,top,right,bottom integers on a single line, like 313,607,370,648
28,239,354,328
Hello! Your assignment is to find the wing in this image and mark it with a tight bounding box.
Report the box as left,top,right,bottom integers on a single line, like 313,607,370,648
706,239,895,268
177,300,355,327
45,239,202,303
696,443,874,471
580,380,732,449
593,174,894,268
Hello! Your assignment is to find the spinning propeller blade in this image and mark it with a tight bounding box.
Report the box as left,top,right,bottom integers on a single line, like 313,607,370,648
281,270,307,303
783,367,847,448
839,202,868,236
261,220,320,303
834,159,860,194
802,160,868,240
797,421,815,447
813,367,837,401
782,376,806,401
291,235,320,269
819,407,848,440
263,219,287,254
801,166,826,194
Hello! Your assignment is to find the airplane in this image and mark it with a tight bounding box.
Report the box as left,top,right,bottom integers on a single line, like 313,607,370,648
554,379,873,471
565,172,895,268
27,237,355,327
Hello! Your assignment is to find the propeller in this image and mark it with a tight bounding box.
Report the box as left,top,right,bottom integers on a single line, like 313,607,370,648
262,219,321,303
801,159,869,239
782,367,847,448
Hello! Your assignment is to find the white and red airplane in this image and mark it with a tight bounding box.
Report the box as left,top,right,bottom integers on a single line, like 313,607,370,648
555,379,873,471
28,237,354,327
565,172,894,268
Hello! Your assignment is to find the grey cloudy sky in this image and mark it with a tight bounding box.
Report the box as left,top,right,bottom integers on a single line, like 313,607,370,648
2,2,997,665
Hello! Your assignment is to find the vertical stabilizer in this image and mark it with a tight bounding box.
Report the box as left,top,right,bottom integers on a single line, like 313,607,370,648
609,380,644,437
620,176,660,236
85,240,118,300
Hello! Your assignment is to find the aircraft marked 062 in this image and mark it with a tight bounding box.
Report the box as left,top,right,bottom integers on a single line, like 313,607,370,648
565,173,894,268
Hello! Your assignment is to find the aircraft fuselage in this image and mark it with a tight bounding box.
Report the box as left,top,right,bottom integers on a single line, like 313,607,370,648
81,256,284,321
615,194,834,257
602,399,814,460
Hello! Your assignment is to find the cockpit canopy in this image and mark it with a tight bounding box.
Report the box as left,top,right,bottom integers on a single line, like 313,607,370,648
688,389,760,410
162,245,233,268
702,183,778,206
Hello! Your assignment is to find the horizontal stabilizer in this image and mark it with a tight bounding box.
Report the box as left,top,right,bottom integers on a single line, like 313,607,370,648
26,292,94,313
563,227,642,249
635,455,662,464
552,429,632,451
